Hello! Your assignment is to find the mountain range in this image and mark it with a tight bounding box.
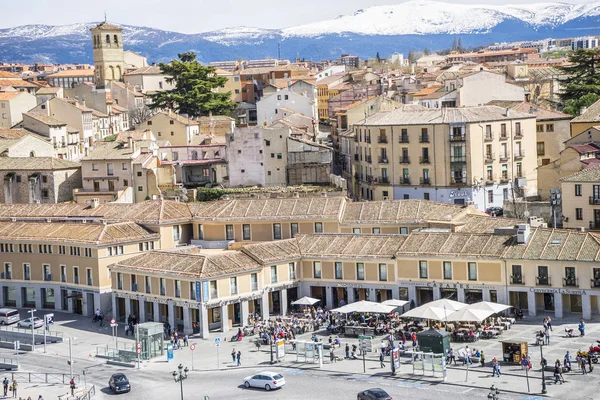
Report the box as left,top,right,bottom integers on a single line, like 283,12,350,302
1,0,600,64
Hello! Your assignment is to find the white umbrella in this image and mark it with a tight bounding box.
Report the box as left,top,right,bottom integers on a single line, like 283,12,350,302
400,306,448,321
426,298,467,312
332,300,396,314
445,307,494,322
291,296,321,306
382,299,409,308
467,301,512,314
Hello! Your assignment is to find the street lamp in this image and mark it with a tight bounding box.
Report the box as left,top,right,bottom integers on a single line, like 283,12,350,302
172,363,189,400
487,385,500,399
540,343,547,394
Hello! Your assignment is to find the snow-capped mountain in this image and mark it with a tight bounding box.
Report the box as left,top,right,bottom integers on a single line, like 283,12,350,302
1,1,599,64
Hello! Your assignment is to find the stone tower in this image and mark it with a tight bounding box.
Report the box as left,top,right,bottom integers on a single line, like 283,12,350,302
90,21,125,88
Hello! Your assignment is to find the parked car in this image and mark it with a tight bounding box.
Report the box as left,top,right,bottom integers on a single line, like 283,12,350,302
357,388,393,400
17,317,44,329
108,373,131,394
486,207,503,217
243,371,285,391
0,308,20,325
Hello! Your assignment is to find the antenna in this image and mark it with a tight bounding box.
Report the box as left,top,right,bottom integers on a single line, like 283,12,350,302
104,12,107,23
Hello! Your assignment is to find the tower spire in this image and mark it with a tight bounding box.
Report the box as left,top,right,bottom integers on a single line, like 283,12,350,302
104,12,107,23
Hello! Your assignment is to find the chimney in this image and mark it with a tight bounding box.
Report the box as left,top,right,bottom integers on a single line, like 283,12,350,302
581,106,588,115
91,198,100,209
516,224,531,244
128,135,135,152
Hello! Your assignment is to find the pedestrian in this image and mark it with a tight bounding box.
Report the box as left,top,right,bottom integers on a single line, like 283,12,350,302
183,334,189,347
464,346,472,365
411,332,417,347
587,353,593,373
545,328,550,345
553,360,563,384
380,350,385,368
3,377,8,397
480,351,485,368
39,395,44,400
542,317,548,331
579,319,585,337
581,356,588,374
564,351,572,372
236,350,241,366
447,348,456,365
491,357,501,377
547,316,553,331
11,380,17,398
231,348,236,362
69,377,75,396
345,343,350,359
329,346,335,363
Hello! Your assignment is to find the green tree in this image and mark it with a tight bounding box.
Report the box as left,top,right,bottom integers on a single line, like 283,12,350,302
563,93,600,116
376,52,381,63
148,52,236,117
452,38,457,52
408,49,416,64
424,47,430,56
558,49,600,105
457,37,463,52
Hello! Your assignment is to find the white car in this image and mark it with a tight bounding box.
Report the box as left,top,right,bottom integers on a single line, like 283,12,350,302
243,371,285,391
18,317,44,329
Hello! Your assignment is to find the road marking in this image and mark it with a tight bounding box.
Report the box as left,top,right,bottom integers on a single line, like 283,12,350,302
463,388,475,393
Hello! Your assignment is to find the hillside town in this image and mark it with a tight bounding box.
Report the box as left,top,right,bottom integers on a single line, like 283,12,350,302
1,13,600,400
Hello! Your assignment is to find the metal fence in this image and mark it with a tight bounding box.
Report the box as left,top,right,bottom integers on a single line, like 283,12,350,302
9,372,78,384
0,325,64,339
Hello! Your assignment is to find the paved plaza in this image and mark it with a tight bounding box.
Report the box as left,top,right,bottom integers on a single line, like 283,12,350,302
1,309,599,399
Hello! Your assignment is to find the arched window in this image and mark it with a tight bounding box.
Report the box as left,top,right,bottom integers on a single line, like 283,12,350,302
29,151,35,157
105,34,110,44
93,36,97,47
108,66,115,80
113,34,118,45
115,66,122,80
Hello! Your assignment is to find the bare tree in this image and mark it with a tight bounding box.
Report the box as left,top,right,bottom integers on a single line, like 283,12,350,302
129,106,155,126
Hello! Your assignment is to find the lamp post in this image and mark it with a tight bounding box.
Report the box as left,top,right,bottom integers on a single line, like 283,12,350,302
269,337,275,364
28,309,37,352
487,384,500,399
172,363,189,400
540,343,547,394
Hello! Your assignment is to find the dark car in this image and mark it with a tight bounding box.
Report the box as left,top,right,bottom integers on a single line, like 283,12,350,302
109,373,131,394
486,207,504,217
357,388,392,400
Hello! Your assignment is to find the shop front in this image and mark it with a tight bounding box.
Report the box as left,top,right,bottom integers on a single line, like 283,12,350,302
440,288,457,301
464,289,483,304
42,288,55,309
509,290,528,312
310,286,326,306
354,288,369,301
2,286,16,307
375,289,393,302
331,287,348,308
417,287,433,305
22,287,35,308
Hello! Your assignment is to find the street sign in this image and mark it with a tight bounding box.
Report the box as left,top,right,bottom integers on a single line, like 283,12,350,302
190,344,196,351
14,341,20,350
136,349,141,355
214,337,221,346
136,342,141,350
110,318,116,324
110,323,118,328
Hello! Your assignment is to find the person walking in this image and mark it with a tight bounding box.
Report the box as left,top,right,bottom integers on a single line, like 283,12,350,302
554,360,563,384
564,351,572,372
491,357,501,377
480,351,485,368
587,353,593,373
379,350,385,368
545,328,550,345
3,377,8,397
581,356,588,374
231,348,236,363
547,316,553,331
236,350,241,366
69,377,75,396
10,380,17,398
183,334,189,347
579,319,586,337
447,348,456,365
464,346,472,365
329,347,335,363
411,332,417,347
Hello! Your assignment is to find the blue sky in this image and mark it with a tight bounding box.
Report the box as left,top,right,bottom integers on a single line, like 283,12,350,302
0,0,588,32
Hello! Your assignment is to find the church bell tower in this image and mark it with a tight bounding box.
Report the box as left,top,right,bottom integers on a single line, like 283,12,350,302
90,21,125,89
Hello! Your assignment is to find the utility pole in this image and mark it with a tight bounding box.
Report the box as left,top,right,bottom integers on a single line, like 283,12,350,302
29,309,36,352
68,337,74,378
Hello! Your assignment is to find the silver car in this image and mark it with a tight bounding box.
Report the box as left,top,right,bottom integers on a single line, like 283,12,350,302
18,317,44,329
243,371,285,391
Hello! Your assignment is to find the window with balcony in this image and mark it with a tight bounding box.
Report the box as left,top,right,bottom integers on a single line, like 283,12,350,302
421,169,430,185
378,264,387,281
107,163,114,176
419,261,428,279
23,263,31,280
515,122,522,136
402,168,410,184
537,266,549,285
400,129,409,143
511,265,523,284
485,144,493,162
273,223,282,240
160,278,166,296
251,273,258,291
500,143,508,160
226,224,234,240
443,261,452,280
516,162,522,177
400,148,409,164
420,148,430,164
242,224,251,240
451,126,465,141
230,277,238,295
487,166,493,182
356,263,365,280
379,148,388,164
468,262,477,281
210,280,217,299
501,164,508,180
313,261,322,278
420,128,429,143
564,267,577,287
335,262,343,279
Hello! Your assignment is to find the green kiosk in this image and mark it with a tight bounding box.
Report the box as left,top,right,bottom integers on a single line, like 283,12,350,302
416,328,451,354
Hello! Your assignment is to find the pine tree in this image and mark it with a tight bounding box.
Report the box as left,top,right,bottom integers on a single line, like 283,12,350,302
452,38,457,52
558,49,600,107
408,49,415,64
148,52,236,117
457,37,463,52
376,52,381,63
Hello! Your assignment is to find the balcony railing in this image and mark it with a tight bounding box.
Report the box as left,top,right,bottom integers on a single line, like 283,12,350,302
591,279,600,288
420,177,431,185
399,136,409,143
485,179,494,186
451,177,466,185
400,177,411,185
499,153,510,162
450,156,466,163
399,157,410,164
589,197,600,205
419,156,430,164
419,135,429,143
365,137,371,143
485,153,494,163
160,288,166,296
563,277,578,287
536,276,551,286
450,134,466,142
366,155,372,164
378,157,389,164
514,151,525,159
366,175,374,183
484,134,494,141
45,274,51,282
74,276,79,284
510,275,524,285
379,177,390,184
378,136,388,144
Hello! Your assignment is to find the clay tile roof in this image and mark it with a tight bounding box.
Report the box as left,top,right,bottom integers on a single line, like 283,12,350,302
0,157,80,171
572,99,600,123
0,92,21,101
455,214,525,233
487,100,571,120
297,234,407,259
242,239,301,263
0,128,28,139
46,70,94,78
92,21,122,31
35,87,61,95
0,79,39,88
413,85,444,97
24,112,67,126
561,164,600,182
125,65,162,75
0,71,20,79
337,96,376,112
